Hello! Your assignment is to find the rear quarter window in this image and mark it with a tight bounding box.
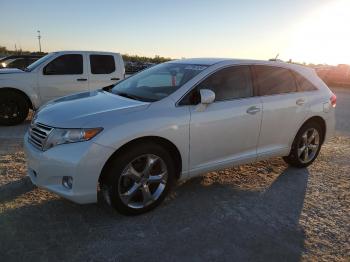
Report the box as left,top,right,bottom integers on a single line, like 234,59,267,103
293,72,318,92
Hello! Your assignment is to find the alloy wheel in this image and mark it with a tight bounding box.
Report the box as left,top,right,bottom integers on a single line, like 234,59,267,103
118,154,168,209
297,128,320,164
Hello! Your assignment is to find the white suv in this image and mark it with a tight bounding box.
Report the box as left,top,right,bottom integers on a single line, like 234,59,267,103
24,58,336,215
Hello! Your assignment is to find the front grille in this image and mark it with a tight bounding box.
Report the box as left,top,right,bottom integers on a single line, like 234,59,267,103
28,122,53,150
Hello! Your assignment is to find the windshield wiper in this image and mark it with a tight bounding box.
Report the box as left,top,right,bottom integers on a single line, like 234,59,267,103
115,92,144,101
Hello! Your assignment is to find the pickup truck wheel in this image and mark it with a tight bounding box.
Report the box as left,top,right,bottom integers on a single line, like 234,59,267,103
0,90,29,126
101,143,176,215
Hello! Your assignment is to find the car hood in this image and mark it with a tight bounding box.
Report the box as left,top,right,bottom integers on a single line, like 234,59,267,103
35,90,150,128
0,68,25,74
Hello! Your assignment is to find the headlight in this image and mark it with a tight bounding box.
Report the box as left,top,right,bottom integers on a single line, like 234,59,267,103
43,127,103,151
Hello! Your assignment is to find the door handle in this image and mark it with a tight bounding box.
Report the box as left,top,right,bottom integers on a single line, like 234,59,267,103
246,106,261,115
111,77,120,81
296,98,306,106
77,78,87,81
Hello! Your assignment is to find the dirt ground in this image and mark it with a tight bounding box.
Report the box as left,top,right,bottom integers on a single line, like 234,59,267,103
0,136,349,262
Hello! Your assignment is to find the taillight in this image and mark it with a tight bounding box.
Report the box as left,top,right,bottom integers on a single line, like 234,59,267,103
330,94,337,108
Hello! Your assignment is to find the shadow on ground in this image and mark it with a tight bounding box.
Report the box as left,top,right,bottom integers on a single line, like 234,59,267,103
0,166,308,262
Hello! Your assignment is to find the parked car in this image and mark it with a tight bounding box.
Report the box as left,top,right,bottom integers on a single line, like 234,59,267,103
0,51,125,125
0,55,43,70
24,58,336,215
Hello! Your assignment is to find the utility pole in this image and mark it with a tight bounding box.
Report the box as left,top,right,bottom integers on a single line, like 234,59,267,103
37,30,42,53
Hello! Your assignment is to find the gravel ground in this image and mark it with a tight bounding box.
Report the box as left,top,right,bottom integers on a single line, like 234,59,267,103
0,136,349,262
334,87,350,136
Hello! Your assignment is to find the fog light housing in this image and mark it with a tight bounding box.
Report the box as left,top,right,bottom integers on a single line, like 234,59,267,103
62,176,73,189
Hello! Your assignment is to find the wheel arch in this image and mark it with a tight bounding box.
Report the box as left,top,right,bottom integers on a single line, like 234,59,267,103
0,87,34,109
99,136,183,183
299,115,327,144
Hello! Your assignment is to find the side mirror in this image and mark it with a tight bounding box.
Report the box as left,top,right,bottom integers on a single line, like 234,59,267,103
200,89,215,104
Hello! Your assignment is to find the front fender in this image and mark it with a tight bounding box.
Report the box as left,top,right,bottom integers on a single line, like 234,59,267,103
0,74,40,109
92,105,191,175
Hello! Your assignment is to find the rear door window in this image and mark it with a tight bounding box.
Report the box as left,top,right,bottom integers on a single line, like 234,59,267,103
254,65,297,96
90,55,115,74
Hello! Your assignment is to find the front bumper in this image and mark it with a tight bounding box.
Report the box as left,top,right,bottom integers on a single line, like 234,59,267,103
24,133,115,204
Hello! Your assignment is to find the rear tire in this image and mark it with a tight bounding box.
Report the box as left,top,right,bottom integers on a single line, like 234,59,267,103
0,90,29,126
283,121,323,168
100,142,176,215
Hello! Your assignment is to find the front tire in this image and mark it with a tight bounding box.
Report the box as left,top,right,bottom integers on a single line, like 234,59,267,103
0,90,29,126
283,121,323,168
101,143,176,215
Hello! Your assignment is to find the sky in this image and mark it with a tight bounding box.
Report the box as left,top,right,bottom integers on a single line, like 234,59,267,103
1,0,349,65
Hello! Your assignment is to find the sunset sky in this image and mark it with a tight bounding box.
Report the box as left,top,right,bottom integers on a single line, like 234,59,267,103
1,0,349,65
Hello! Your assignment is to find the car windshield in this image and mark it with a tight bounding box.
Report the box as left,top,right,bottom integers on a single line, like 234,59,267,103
111,63,208,102
25,53,56,72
